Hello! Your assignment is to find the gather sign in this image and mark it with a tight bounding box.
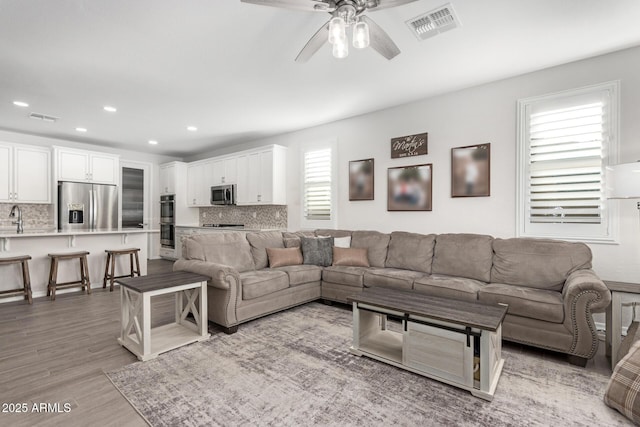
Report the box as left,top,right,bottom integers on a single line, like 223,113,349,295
390,132,428,159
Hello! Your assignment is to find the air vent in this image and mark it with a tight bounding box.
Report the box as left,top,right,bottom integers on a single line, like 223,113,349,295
406,3,460,41
29,112,59,123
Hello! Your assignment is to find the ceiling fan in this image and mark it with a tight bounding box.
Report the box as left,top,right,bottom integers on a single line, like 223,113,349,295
240,0,420,62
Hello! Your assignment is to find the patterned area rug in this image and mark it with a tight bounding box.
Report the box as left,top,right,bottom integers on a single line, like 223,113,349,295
106,302,626,426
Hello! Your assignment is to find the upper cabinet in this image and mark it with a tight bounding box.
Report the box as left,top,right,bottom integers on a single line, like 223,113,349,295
236,145,287,206
187,160,211,206
210,157,237,185
54,146,119,185
160,162,177,195
0,143,51,204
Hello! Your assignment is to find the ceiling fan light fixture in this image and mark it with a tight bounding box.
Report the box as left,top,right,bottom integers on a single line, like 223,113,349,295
352,18,370,49
332,38,349,59
328,16,346,44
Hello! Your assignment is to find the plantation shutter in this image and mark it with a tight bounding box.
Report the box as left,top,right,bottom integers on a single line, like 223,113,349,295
304,148,332,221
527,95,608,224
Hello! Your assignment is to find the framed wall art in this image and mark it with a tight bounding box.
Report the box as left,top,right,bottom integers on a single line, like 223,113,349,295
349,158,374,201
387,164,432,211
451,143,491,197
390,132,428,159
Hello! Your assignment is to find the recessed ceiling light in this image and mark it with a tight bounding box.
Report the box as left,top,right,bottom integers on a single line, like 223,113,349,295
148,140,158,145
75,127,87,132
187,126,198,132
103,105,117,112
13,101,29,107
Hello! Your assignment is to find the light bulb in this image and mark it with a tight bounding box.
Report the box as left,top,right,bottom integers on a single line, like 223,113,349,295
353,19,370,49
328,17,346,45
332,38,349,59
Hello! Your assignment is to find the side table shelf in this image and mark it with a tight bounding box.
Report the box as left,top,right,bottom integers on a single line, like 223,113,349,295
605,280,640,371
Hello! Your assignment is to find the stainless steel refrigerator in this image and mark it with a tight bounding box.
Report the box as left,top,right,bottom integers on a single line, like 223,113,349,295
58,181,118,231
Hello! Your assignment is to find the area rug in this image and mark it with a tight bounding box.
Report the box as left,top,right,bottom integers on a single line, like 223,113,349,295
106,302,626,426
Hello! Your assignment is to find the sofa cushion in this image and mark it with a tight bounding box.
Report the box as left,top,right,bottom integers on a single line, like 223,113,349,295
272,265,322,287
491,238,592,291
351,230,391,268
605,339,640,424
432,233,494,282
266,247,303,268
246,231,284,269
184,233,255,273
413,274,484,302
240,270,289,300
283,231,316,248
315,229,353,238
364,268,426,291
301,236,334,267
478,283,564,323
322,266,369,288
333,247,370,267
385,231,436,273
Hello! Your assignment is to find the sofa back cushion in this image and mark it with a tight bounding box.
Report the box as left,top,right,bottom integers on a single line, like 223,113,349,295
385,231,436,273
246,231,285,269
432,233,493,282
184,233,255,272
283,231,316,248
491,238,592,290
351,230,391,268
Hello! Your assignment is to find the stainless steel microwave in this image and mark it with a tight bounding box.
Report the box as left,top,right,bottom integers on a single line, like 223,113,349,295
211,184,236,205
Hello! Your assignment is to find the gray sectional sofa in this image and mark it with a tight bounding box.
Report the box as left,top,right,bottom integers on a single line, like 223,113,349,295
173,229,611,366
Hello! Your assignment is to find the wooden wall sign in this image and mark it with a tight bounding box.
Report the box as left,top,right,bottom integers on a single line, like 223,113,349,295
391,132,428,159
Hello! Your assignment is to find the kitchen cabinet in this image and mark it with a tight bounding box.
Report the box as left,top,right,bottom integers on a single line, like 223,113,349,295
187,161,212,207
159,163,177,195
210,157,237,185
236,145,287,205
54,146,119,185
0,143,51,203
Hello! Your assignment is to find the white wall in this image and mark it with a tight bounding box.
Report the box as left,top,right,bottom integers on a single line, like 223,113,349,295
190,45,640,283
0,129,181,259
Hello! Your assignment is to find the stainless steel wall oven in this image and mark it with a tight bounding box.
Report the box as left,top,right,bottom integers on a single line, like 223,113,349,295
160,194,175,249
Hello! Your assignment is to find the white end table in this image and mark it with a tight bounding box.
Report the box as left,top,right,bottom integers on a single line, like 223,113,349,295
117,271,211,361
605,280,640,371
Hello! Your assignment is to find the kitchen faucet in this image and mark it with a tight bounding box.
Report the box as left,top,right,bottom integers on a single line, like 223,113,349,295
9,205,23,234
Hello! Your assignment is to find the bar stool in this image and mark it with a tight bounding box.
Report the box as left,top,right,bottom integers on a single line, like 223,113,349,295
47,251,91,301
103,248,141,292
0,255,33,304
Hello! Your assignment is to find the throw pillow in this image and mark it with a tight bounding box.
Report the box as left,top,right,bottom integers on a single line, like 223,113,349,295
605,339,640,424
334,236,351,248
301,236,334,267
266,247,303,268
332,247,370,267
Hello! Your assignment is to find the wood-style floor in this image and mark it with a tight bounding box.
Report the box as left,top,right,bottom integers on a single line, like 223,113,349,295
0,259,175,427
0,259,612,426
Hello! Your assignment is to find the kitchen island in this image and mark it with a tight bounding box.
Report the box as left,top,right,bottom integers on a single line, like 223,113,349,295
0,227,158,302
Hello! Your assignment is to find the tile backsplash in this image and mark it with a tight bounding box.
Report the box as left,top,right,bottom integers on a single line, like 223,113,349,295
199,205,287,230
0,203,54,229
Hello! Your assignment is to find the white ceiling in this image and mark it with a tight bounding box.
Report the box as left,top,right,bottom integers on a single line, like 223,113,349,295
1,0,639,158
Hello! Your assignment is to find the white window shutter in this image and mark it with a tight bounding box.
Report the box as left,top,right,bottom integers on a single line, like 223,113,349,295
304,148,332,221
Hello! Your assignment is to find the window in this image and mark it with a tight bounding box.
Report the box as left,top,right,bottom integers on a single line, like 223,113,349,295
516,81,619,242
301,141,337,229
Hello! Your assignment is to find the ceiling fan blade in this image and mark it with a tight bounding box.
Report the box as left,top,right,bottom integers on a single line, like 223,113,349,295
368,0,420,11
295,21,330,63
241,0,334,12
360,15,400,60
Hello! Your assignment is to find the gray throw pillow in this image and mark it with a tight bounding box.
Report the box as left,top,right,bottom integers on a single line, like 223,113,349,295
301,236,334,267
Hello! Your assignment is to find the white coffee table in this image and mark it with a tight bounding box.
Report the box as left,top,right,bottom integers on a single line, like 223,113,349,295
117,271,211,361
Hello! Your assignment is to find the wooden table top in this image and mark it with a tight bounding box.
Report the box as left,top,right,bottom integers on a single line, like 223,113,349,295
604,280,640,294
116,271,209,293
348,287,508,332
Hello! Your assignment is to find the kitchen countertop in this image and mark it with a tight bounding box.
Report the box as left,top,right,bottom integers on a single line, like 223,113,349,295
0,227,159,239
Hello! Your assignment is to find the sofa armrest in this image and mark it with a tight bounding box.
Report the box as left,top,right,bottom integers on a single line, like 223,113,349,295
562,269,611,359
173,259,239,290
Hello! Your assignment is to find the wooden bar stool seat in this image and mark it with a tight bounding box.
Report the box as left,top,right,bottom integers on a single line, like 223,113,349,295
47,251,91,301
103,248,141,292
0,255,33,304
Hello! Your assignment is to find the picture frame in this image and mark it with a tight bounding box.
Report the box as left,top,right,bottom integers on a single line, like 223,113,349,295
390,132,428,159
349,158,374,201
451,143,491,197
387,164,432,211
